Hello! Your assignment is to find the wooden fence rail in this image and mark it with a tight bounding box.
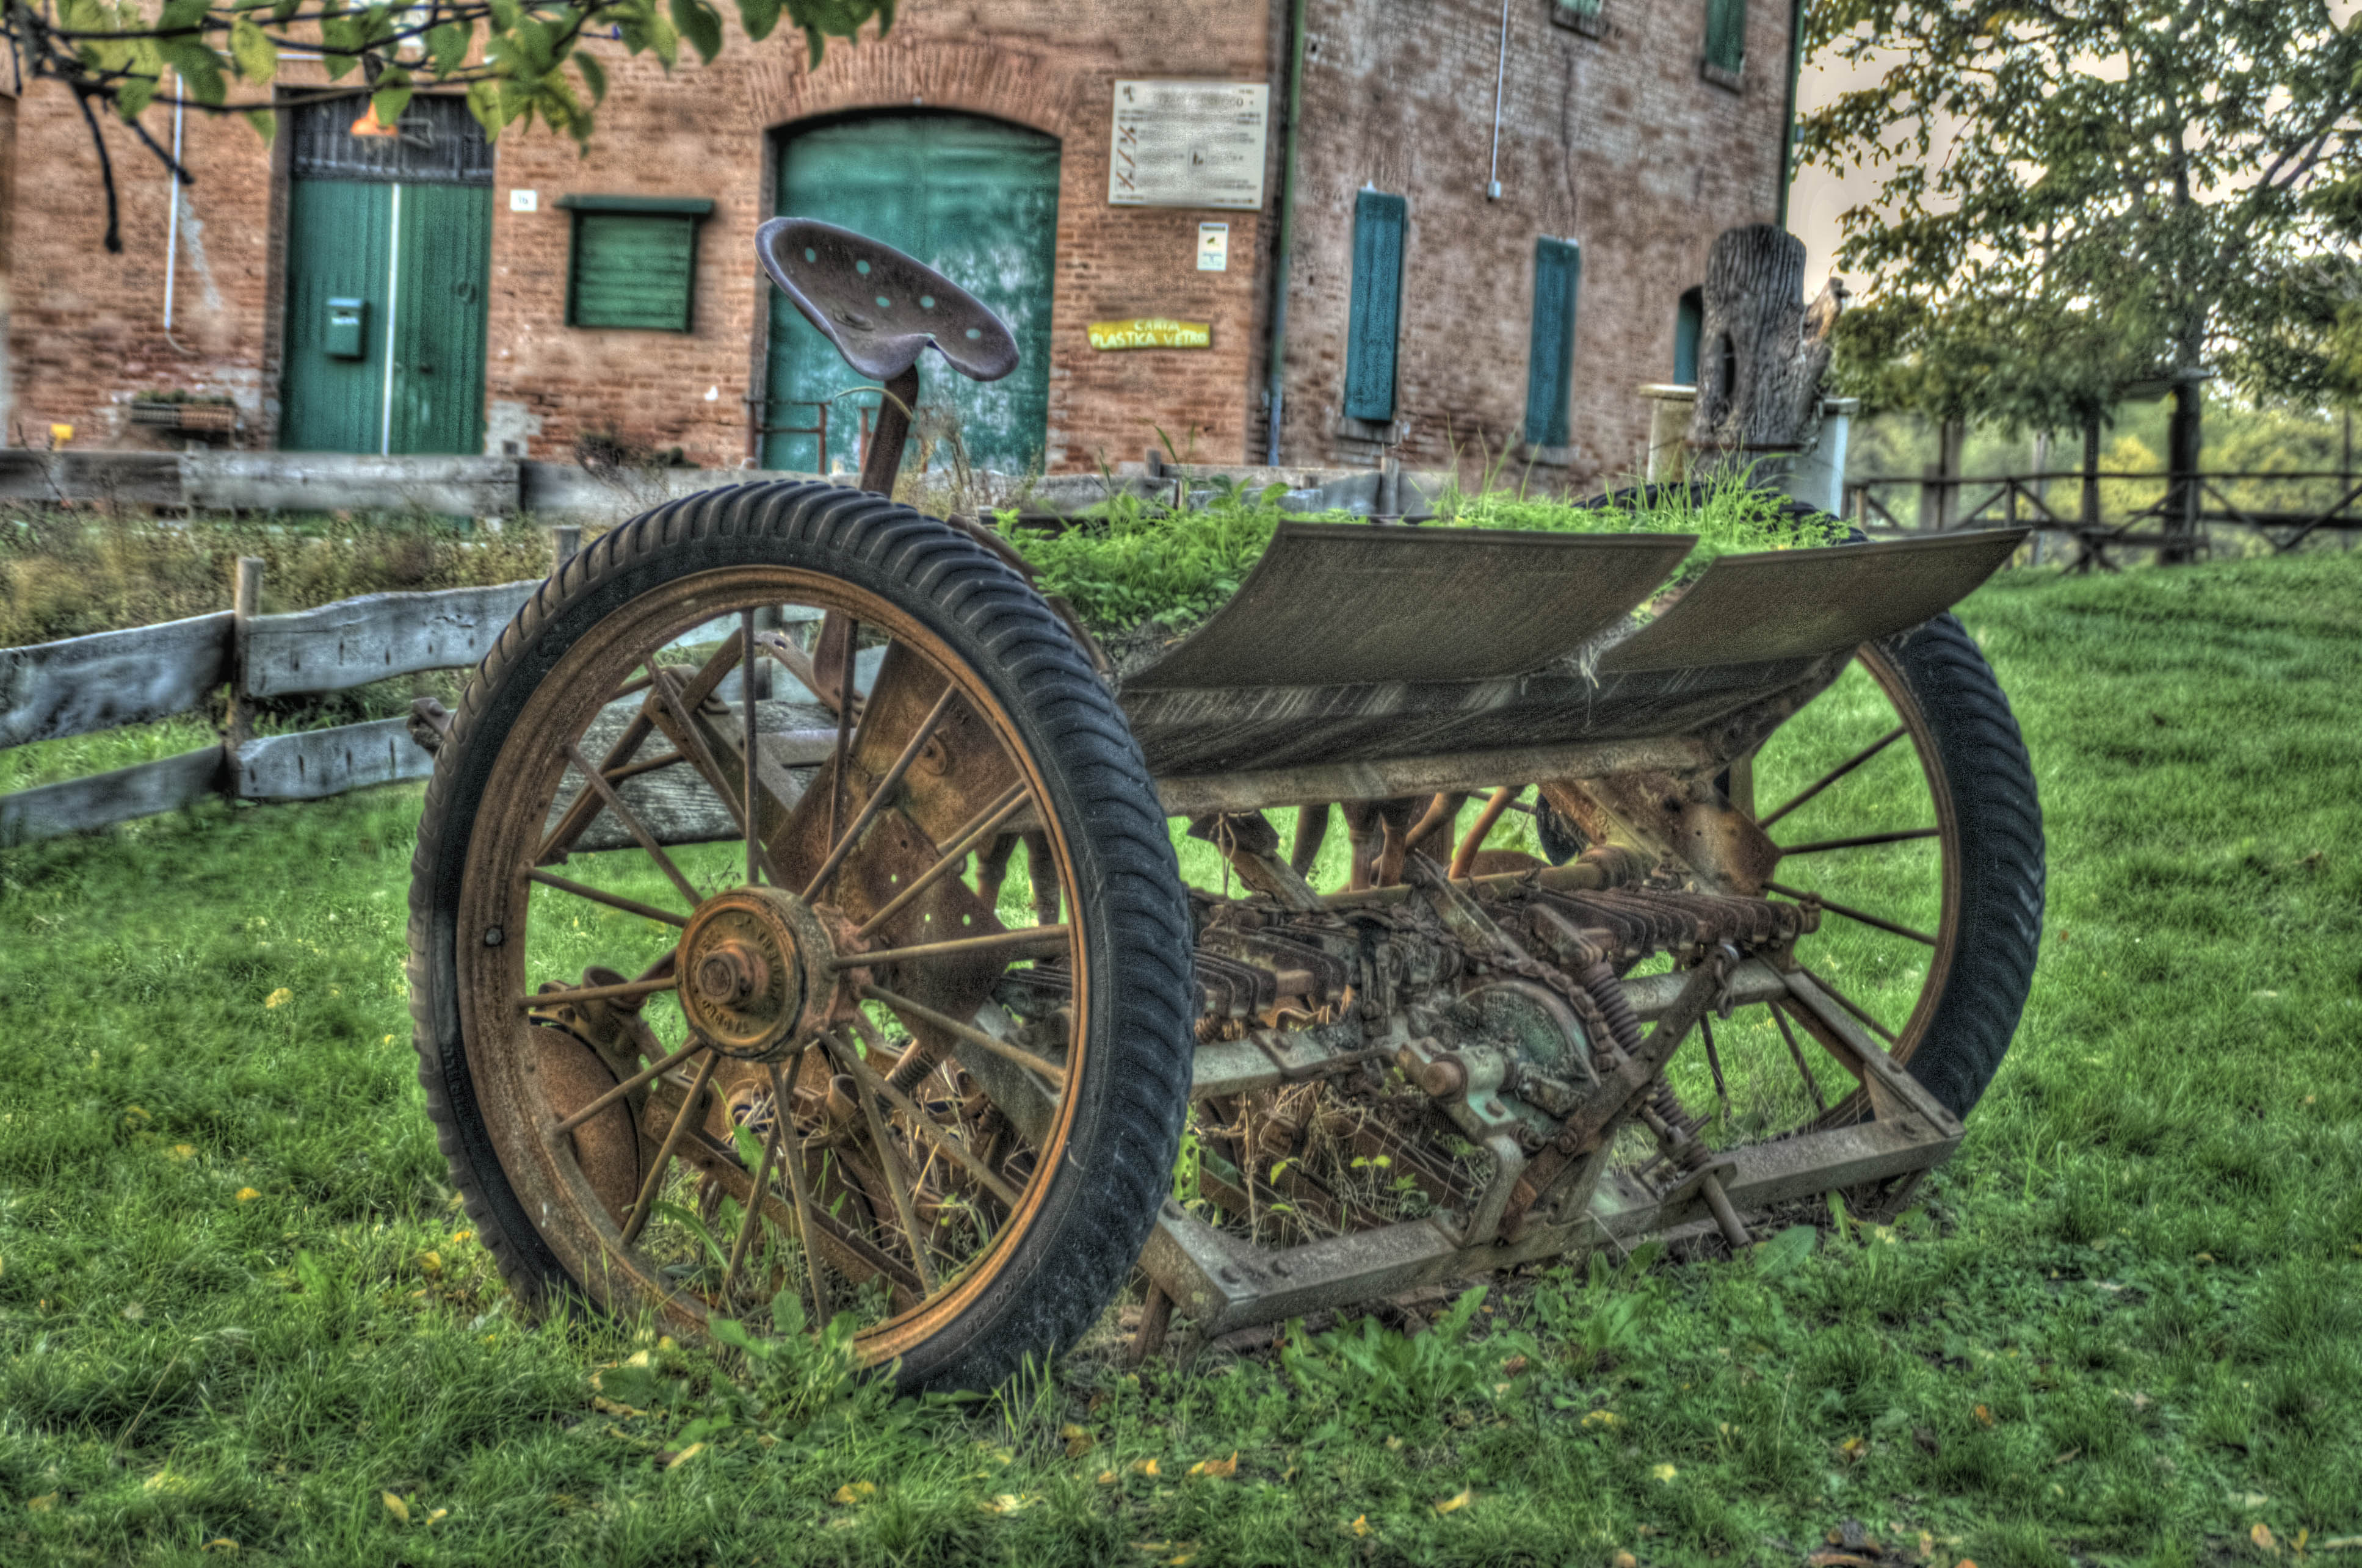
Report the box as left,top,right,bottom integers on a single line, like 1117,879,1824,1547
0,532,580,848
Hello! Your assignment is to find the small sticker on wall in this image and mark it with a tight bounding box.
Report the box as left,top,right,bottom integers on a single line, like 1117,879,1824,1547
1198,222,1229,272
509,189,538,212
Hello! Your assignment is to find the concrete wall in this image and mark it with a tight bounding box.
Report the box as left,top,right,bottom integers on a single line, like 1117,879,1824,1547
4,0,1789,485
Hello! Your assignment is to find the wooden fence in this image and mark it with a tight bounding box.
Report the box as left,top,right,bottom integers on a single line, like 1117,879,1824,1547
0,529,594,848
1844,468,2362,569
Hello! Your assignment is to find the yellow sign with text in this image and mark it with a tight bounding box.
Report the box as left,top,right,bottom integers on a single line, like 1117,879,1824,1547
1087,318,1212,351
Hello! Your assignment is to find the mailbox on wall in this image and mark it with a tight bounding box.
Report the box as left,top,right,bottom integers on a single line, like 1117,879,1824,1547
324,298,369,359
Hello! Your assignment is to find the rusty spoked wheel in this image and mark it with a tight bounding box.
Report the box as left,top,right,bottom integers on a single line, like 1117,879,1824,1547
407,483,1192,1390
1515,614,2043,1147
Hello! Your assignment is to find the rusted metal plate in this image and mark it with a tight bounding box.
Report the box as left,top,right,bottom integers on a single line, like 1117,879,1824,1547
1124,522,1695,691
1599,530,2026,674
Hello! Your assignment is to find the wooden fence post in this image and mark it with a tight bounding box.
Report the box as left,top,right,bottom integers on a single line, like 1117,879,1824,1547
225,555,263,797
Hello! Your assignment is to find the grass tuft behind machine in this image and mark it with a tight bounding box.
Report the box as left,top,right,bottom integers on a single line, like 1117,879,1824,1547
405,221,2043,1389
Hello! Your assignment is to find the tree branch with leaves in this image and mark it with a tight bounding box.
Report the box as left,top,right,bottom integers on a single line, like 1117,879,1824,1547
1798,1,2362,430
4,0,899,250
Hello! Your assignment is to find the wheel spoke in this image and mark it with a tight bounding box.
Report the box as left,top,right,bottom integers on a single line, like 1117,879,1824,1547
518,972,679,1011
826,1027,1024,1206
562,741,703,909
1767,880,1938,947
804,685,958,901
1768,1000,1828,1115
621,1050,721,1246
527,869,690,929
1799,964,1904,1047
768,1061,834,1326
824,1030,941,1292
1758,723,1908,829
825,618,860,850
858,981,1068,1088
539,632,746,865
1775,827,1940,855
722,1076,786,1296
853,782,1031,939
840,925,1072,973
552,1035,708,1136
742,610,762,887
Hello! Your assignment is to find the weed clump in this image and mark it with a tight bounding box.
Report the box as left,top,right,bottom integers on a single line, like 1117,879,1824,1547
996,469,1844,645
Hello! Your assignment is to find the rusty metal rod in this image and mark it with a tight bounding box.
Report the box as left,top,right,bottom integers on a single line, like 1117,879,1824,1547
853,782,1031,939
857,981,1069,1088
803,685,958,902
517,973,679,1012
1449,786,1521,879
562,740,705,909
722,1082,786,1295
823,1030,940,1293
1775,826,1940,856
840,925,1071,972
1757,725,1907,829
827,1033,1024,1207
769,1060,833,1326
551,1035,708,1136
1767,881,1938,947
620,1050,720,1247
527,870,691,929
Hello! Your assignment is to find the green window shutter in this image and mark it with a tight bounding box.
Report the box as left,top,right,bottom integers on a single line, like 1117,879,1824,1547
1344,190,1408,424
1674,286,1703,385
1552,0,1604,34
562,197,714,332
1705,0,1747,74
1523,237,1581,449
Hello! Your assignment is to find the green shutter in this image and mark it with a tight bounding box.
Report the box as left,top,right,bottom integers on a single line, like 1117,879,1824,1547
1523,237,1581,449
565,204,708,332
1344,190,1408,424
1705,0,1747,74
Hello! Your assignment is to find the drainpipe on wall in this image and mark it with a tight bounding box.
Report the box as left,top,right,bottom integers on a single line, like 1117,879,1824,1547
1775,0,1806,229
1262,0,1309,469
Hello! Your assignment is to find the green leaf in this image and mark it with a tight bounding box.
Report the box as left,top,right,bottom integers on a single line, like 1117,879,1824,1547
157,0,211,32
670,0,722,63
736,0,780,42
229,18,277,84
372,73,415,129
465,78,507,139
770,1288,806,1338
426,21,469,74
244,107,278,146
708,1315,756,1352
272,0,303,22
487,0,522,31
115,76,158,120
1754,1223,1818,1278
574,49,606,103
158,42,227,105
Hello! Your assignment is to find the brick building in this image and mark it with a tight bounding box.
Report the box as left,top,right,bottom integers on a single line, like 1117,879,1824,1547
0,0,1799,487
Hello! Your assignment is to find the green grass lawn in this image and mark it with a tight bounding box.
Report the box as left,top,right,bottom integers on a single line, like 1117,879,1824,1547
2,551,2358,1567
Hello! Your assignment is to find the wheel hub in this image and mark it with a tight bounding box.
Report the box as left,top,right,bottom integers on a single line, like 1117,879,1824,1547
676,886,836,1060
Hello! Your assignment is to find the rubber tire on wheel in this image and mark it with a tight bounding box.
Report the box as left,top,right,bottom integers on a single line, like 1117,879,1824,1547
1570,484,2044,1122
1867,610,2045,1121
405,482,1195,1391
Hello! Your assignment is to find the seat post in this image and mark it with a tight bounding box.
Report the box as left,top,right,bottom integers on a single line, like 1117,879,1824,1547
858,364,921,498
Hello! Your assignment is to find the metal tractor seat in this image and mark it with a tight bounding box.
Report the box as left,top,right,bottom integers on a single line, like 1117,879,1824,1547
756,217,1019,496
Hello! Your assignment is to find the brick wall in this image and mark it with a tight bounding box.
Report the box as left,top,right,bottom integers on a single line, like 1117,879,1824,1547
4,0,1788,480
1279,0,1792,486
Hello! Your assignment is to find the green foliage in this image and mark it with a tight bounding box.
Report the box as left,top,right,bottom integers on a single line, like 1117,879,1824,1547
7,0,905,247
1801,2,2362,423
1279,1288,1534,1435
998,471,1842,642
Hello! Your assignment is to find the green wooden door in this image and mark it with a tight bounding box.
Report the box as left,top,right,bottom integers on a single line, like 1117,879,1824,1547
281,178,394,454
386,183,492,455
764,113,1060,475
281,99,491,455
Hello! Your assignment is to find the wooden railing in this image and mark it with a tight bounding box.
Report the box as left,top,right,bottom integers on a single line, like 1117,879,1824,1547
0,532,590,847
1843,469,2362,569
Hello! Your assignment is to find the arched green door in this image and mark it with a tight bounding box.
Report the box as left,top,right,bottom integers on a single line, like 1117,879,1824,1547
763,112,1060,477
